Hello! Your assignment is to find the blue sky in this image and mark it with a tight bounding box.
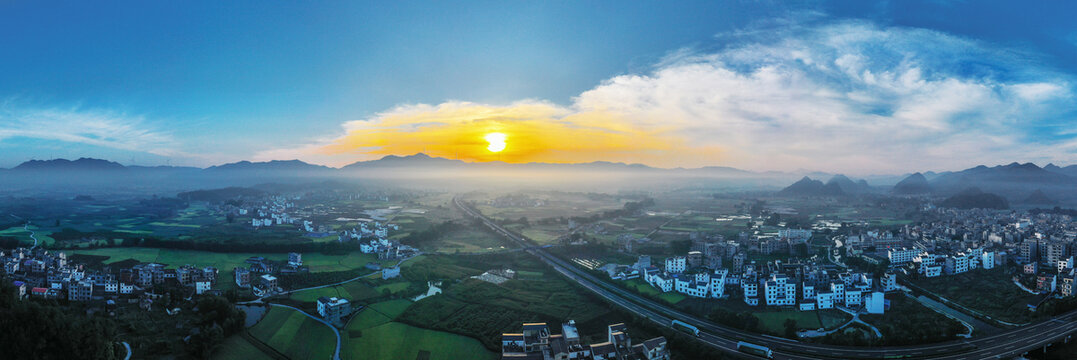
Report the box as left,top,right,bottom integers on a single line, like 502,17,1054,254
1,1,1075,173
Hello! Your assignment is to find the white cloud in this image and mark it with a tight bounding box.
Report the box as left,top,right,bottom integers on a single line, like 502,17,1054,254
566,20,1075,173
0,103,179,157
259,20,1076,174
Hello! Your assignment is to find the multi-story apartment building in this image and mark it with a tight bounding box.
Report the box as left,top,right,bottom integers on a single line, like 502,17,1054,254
887,247,919,265
764,274,796,306
710,269,728,298
665,256,686,274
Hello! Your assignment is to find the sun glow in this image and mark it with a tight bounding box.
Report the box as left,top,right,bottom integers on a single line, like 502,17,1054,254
485,132,507,152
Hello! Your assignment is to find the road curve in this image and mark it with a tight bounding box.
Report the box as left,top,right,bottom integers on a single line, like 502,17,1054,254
454,197,1077,359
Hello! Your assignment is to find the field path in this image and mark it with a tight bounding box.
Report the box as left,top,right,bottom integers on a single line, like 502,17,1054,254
25,222,38,249
268,304,341,360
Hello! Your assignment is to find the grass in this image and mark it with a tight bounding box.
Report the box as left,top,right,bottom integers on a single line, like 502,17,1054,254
374,282,411,295
249,307,335,360
213,335,275,360
754,310,823,334
342,322,496,360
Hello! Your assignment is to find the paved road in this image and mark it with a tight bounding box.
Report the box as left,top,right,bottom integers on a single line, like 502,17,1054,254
269,304,342,360
455,197,1077,359
120,341,131,360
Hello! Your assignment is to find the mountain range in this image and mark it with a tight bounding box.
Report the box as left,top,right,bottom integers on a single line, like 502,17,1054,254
5,155,1077,205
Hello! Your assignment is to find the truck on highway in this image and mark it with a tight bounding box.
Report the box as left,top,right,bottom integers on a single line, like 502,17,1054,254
736,341,773,358
671,319,700,337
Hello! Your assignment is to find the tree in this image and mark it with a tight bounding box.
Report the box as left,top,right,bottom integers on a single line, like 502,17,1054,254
783,319,798,338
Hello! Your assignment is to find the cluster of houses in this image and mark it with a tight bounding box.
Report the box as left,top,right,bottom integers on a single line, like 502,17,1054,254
502,320,669,360
636,254,890,314
234,252,305,296
886,246,1002,278
3,247,218,308
246,196,298,228
336,222,418,260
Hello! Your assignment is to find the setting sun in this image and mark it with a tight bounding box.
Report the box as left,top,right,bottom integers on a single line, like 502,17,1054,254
485,132,507,153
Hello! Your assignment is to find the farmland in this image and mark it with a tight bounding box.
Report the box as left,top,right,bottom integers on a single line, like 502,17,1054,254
248,307,336,360
342,298,496,360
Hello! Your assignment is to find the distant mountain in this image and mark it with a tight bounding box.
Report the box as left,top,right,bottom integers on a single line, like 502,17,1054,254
826,175,870,194
341,153,472,171
779,177,844,196
1023,189,1057,205
892,173,932,195
13,158,126,172
205,159,331,172
1044,163,1077,178
929,163,1073,199
939,187,1009,210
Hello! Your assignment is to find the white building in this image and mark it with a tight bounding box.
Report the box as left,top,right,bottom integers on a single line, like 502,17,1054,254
829,282,845,303
865,292,885,314
945,253,970,275
382,266,401,279
674,275,709,298
288,252,303,266
816,291,835,309
982,251,996,270
764,274,796,306
742,280,759,306
845,289,862,307
923,265,943,277
647,270,674,293
317,297,352,324
195,280,212,295
887,248,919,265
1058,256,1074,273
880,272,899,292
665,257,686,274
709,269,728,298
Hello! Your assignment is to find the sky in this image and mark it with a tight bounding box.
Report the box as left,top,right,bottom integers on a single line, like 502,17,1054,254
1,0,1076,174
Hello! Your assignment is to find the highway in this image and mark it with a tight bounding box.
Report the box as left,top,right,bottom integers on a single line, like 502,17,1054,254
454,197,1077,359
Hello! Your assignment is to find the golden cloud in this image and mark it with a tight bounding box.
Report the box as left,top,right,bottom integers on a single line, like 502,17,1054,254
312,101,722,167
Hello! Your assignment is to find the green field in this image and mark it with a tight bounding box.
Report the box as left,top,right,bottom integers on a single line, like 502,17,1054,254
343,322,496,360
249,307,335,360
342,298,494,360
0,225,56,246
212,335,276,360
